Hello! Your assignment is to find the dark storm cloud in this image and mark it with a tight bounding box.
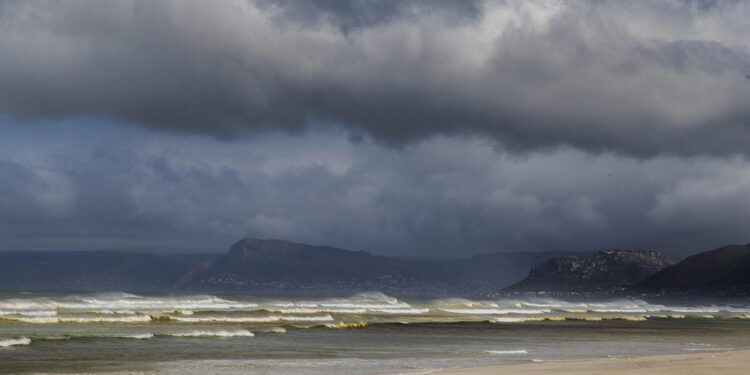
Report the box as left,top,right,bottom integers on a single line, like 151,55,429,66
256,0,482,32
1,123,749,257
1,0,749,156
2,1,750,257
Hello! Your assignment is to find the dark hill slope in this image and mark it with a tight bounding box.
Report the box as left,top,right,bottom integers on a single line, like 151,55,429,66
636,244,750,296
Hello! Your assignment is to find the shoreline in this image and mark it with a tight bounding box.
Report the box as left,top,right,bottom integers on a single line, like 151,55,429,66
434,349,750,375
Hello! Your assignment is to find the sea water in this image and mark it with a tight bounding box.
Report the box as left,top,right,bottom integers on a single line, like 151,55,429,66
1,292,750,374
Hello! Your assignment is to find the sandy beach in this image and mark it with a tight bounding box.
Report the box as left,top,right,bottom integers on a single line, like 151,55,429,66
438,350,750,375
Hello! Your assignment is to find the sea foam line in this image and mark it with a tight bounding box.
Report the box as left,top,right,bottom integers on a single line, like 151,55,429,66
1,315,153,323
121,333,155,339
440,308,549,315
486,349,528,355
170,314,334,323
168,329,254,338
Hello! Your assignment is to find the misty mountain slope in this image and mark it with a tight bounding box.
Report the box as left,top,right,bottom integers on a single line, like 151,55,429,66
178,238,586,295
202,238,412,282
0,251,217,292
636,244,750,295
505,250,674,293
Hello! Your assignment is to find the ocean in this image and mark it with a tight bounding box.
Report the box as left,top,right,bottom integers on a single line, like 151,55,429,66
2,292,750,374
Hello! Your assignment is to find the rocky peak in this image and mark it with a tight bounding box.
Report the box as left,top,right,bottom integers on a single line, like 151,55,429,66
506,249,674,293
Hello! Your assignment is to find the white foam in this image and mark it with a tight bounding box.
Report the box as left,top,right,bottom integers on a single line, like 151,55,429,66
430,298,500,308
0,310,57,317
4,315,152,323
590,308,648,313
269,308,368,314
486,349,528,355
492,317,532,323
170,315,278,323
0,294,258,313
1,316,59,324
171,314,334,323
169,329,254,338
647,314,685,319
441,308,548,315
122,333,154,339
271,292,411,312
666,307,721,314
3,293,750,328
68,315,153,323
316,303,413,309
372,308,430,315
0,337,31,347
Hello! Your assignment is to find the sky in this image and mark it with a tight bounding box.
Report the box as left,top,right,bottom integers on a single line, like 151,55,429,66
1,0,749,258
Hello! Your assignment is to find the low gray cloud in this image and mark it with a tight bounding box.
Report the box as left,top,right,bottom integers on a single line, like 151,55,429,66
1,0,749,156
1,122,748,257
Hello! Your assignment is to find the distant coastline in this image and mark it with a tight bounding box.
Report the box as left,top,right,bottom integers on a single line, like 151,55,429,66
2,238,750,298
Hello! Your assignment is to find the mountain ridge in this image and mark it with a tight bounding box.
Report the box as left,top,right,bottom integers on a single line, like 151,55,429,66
178,237,588,296
4,239,750,297
0,238,587,296
504,249,675,294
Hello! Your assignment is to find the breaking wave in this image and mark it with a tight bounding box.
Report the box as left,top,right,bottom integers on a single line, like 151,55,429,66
169,314,334,323
0,337,31,347
1,292,750,329
440,308,549,315
168,329,254,338
121,333,155,339
486,349,528,355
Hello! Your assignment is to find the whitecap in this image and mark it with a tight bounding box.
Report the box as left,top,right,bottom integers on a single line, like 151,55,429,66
3,315,153,323
492,317,532,323
0,310,57,317
0,337,31,347
170,314,334,323
268,307,368,314
372,308,430,315
168,329,254,338
440,308,548,315
486,349,528,355
121,333,154,339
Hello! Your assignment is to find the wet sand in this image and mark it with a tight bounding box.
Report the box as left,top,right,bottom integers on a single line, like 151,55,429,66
439,350,750,374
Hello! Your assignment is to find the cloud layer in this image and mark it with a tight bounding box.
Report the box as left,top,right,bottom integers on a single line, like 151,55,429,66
1,1,750,257
2,121,749,257
1,0,750,156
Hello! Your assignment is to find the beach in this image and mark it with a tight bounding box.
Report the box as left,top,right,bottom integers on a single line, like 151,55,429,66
440,350,749,375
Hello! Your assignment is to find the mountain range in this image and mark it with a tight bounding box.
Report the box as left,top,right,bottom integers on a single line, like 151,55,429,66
0,238,584,296
1,239,749,297
168,238,589,295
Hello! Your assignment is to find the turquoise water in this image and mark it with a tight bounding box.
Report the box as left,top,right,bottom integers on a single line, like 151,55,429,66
2,292,750,374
